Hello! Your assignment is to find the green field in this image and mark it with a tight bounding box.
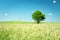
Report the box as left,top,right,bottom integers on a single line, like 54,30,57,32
0,22,60,40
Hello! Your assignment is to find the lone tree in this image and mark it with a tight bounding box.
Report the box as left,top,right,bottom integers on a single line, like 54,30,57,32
32,10,45,24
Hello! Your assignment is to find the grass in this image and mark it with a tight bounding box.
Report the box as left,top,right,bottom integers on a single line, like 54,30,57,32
0,22,60,40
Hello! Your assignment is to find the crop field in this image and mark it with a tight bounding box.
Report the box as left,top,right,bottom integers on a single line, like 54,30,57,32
0,22,60,40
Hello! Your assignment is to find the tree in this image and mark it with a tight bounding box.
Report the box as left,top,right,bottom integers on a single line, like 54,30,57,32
32,10,45,24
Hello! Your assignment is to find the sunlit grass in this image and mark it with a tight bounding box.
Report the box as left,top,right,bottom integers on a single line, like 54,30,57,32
0,22,60,40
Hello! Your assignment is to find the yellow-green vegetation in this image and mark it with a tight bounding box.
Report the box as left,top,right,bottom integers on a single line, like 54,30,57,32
0,22,60,40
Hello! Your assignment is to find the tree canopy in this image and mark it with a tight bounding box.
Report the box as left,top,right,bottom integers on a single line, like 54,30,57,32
32,10,45,24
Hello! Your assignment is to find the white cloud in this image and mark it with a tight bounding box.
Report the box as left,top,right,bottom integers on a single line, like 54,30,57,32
32,11,33,13
48,13,52,16
53,0,56,3
5,13,8,16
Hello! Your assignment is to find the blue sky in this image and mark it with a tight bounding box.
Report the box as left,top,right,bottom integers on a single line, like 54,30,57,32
0,0,60,22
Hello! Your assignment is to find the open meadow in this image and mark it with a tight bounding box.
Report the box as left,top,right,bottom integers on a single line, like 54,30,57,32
0,22,60,40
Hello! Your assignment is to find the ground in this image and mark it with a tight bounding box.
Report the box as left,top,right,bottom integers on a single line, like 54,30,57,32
0,22,60,40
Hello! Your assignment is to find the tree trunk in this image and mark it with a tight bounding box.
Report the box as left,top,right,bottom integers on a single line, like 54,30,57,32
37,21,40,24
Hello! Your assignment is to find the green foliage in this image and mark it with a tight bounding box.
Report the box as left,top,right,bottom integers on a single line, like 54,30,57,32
32,10,45,24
